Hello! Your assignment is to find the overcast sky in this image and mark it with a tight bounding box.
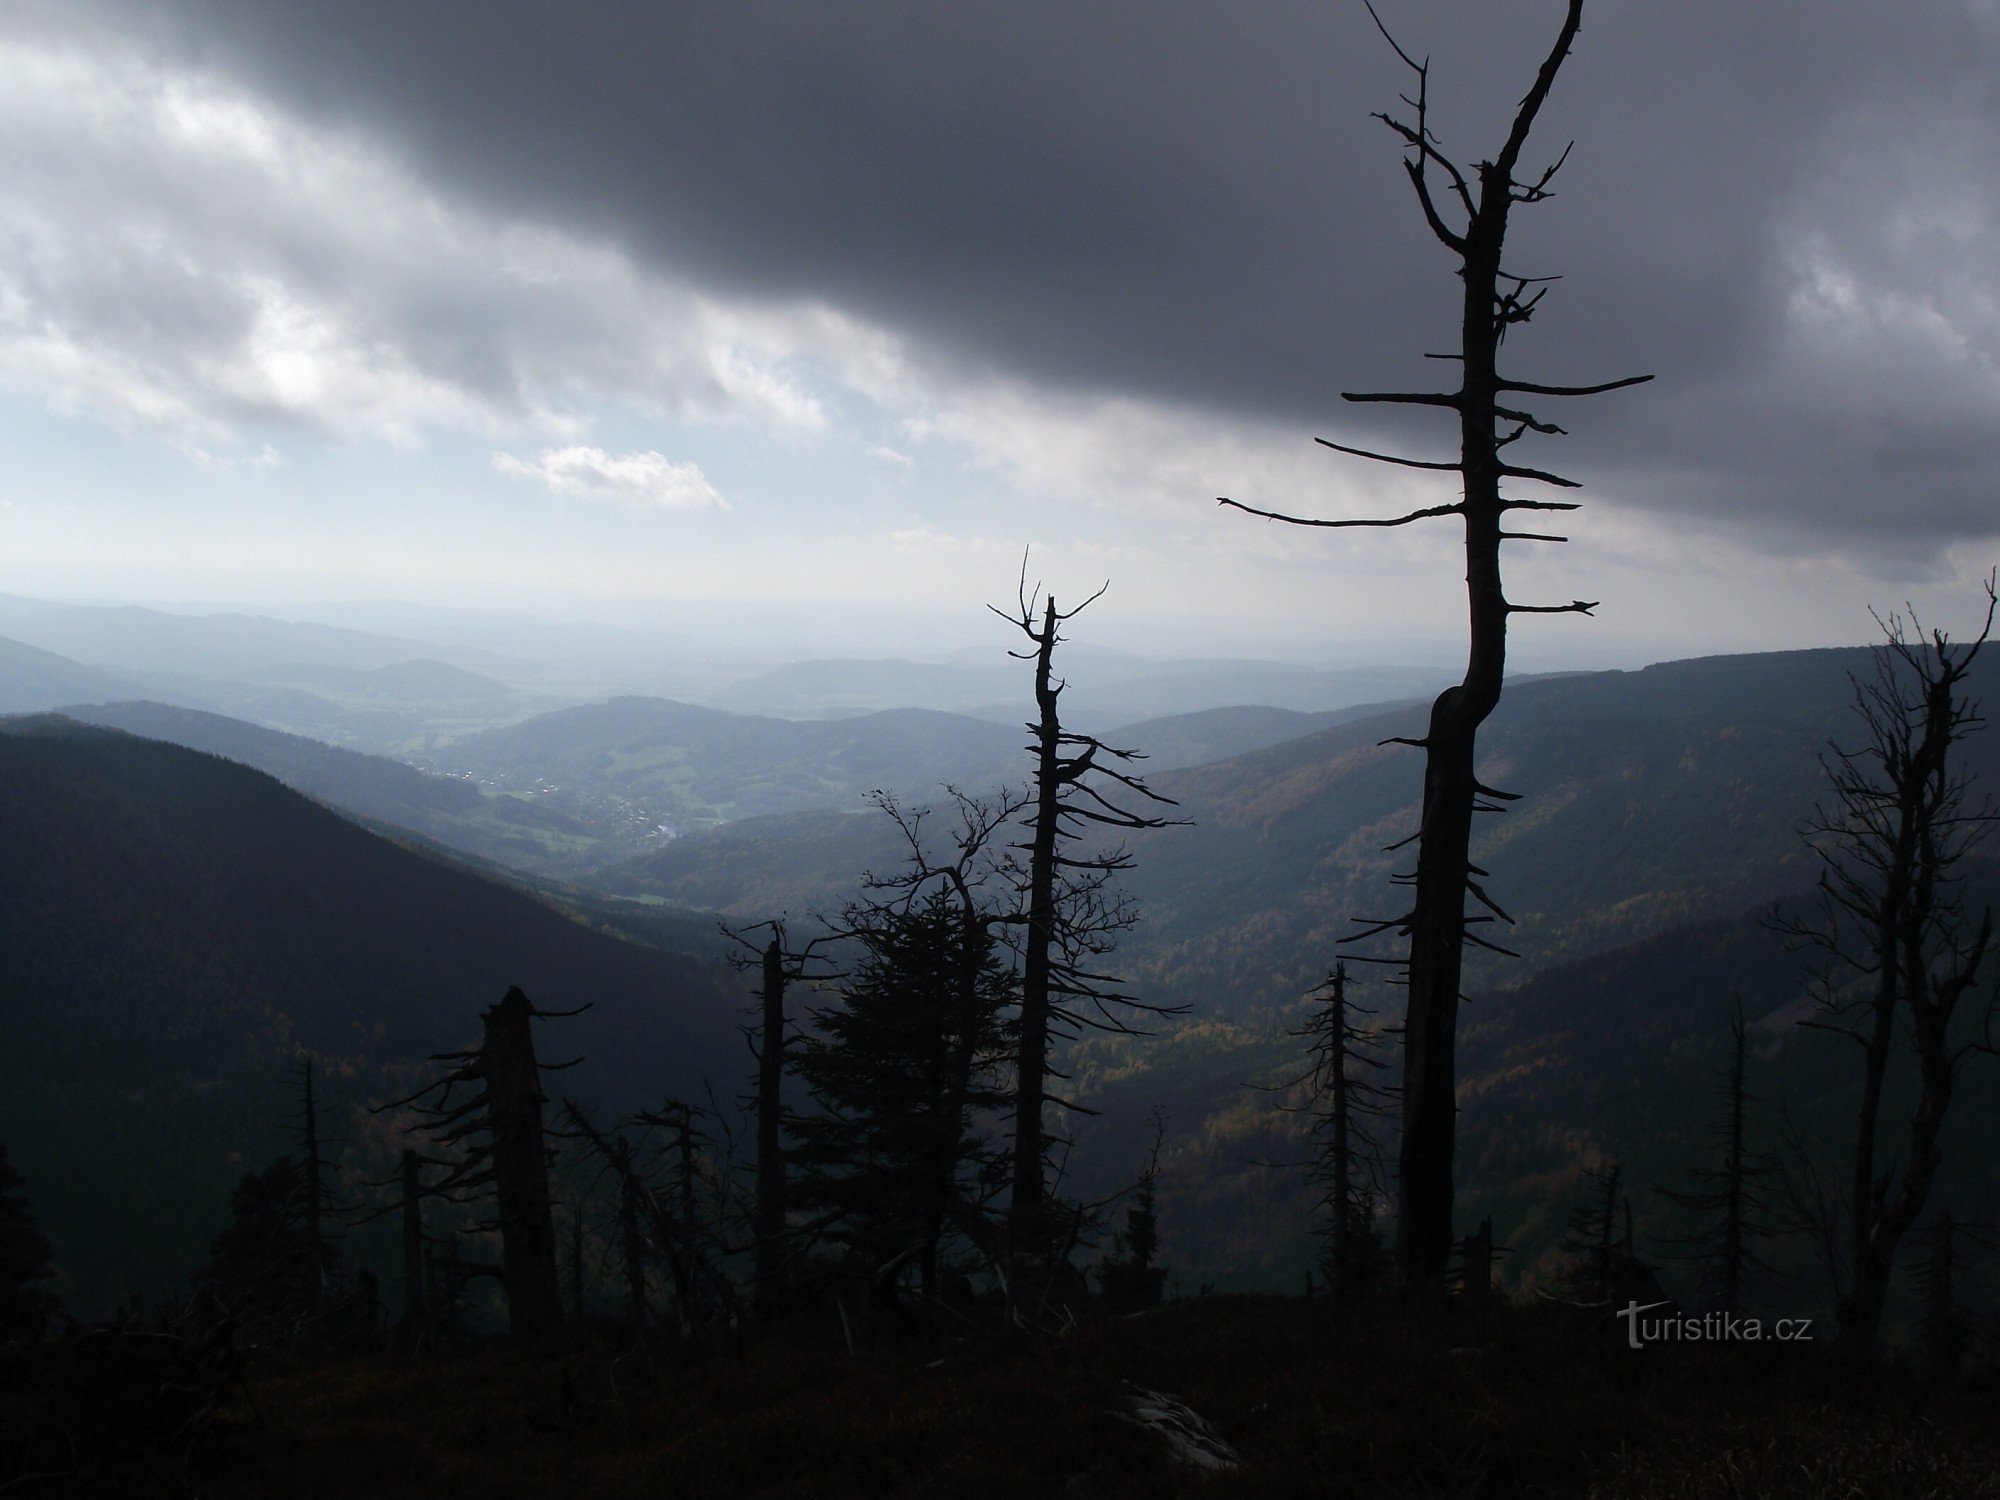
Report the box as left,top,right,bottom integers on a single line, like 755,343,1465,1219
2,1,1997,665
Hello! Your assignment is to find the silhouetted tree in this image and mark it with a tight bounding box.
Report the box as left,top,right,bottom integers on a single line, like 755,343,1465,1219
615,1136,648,1331
1784,581,1998,1357
0,1140,56,1340
791,886,1016,1308
197,1156,332,1344
288,1058,349,1311
1220,0,1648,1293
1655,1001,1776,1314
567,1098,743,1343
1275,964,1391,1302
397,1149,427,1344
1917,1208,1965,1384
1558,1161,1655,1306
994,572,1183,1268
1098,1110,1168,1313
722,918,839,1319
752,933,788,1318
377,986,579,1348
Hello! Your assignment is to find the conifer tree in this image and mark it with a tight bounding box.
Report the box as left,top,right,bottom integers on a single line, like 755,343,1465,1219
791,887,1016,1303
0,1140,56,1340
198,1156,332,1341
1098,1110,1168,1313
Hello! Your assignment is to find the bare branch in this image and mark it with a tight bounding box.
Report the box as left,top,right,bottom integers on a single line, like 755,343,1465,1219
1217,496,1462,530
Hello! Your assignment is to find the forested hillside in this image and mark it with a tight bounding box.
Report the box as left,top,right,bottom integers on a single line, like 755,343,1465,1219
0,721,742,1314
590,646,2000,1295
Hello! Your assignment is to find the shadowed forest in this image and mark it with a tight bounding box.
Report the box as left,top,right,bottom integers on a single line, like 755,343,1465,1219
6,3,2000,1496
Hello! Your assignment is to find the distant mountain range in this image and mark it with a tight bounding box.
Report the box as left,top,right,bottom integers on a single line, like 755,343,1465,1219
706,650,1454,723
0,634,146,713
0,594,523,679
0,720,744,1314
601,649,1931,964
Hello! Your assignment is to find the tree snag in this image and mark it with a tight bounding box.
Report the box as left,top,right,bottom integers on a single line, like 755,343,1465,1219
1782,578,1998,1358
375,986,580,1348
1219,0,1647,1293
992,572,1184,1270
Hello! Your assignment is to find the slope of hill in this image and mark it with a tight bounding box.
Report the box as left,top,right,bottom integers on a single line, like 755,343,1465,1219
591,645,2000,1294
600,649,1917,958
58,700,627,875
0,720,745,1314
0,634,145,713
435,696,1024,831
1102,702,1401,772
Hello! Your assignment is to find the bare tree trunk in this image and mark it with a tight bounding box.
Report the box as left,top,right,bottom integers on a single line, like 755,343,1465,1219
1328,965,1352,1301
483,988,565,1348
1923,1208,1961,1383
1720,1010,1747,1315
754,937,787,1318
1010,595,1063,1250
300,1060,327,1306
399,1149,425,1342
616,1138,646,1331
1220,0,1641,1297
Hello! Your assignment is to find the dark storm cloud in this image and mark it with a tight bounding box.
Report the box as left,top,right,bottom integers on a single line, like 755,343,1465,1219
65,2,2000,550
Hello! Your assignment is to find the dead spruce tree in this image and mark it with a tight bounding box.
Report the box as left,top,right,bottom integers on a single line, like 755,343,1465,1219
376,986,581,1348
1783,580,1998,1358
1654,1001,1776,1315
994,575,1183,1269
722,918,840,1318
1299,964,1392,1302
289,1058,352,1313
1219,0,1647,1292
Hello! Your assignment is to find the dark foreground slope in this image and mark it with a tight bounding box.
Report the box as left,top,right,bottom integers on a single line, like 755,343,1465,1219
182,1299,2000,1499
0,721,743,1314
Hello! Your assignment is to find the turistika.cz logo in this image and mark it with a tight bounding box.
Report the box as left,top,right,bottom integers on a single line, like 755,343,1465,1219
1617,1302,1815,1349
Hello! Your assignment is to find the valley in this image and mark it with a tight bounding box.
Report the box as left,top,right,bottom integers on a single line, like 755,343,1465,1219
6,593,1993,1322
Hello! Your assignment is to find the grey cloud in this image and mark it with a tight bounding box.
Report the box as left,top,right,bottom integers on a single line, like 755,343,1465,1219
41,1,2000,550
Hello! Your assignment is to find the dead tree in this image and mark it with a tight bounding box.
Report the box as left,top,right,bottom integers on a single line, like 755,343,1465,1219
1220,0,1647,1294
1558,1161,1631,1305
398,1149,426,1342
1918,1208,1963,1384
1271,963,1392,1301
722,919,841,1318
752,937,785,1316
1654,1000,1777,1314
292,1060,334,1306
375,987,582,1348
616,1137,648,1330
1782,580,1998,1357
565,1099,745,1343
993,574,1184,1263
282,1058,353,1316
